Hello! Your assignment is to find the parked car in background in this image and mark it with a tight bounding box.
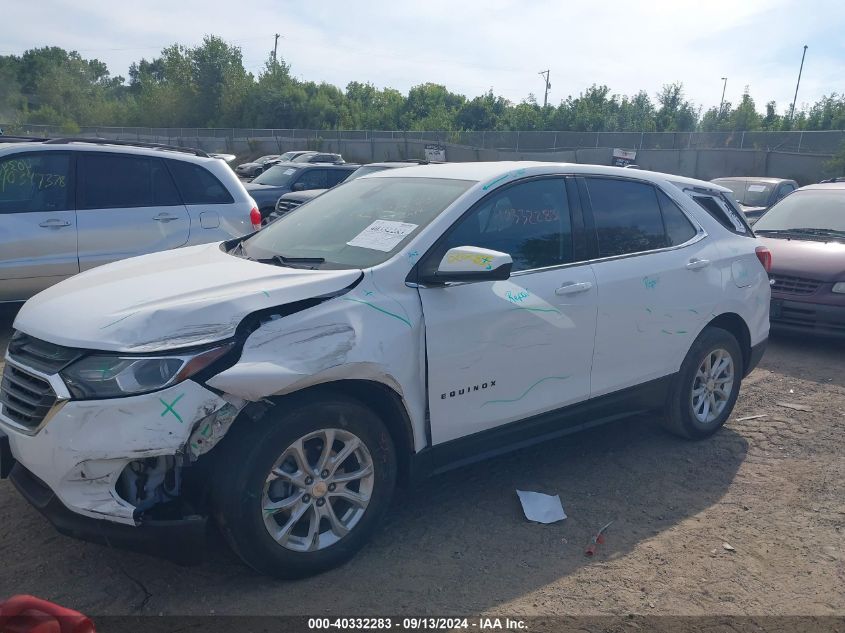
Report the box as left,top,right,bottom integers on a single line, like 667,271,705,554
290,152,345,164
235,154,281,178
244,162,358,220
753,182,845,337
0,138,258,303
1,162,769,577
711,177,798,223
267,161,431,224
263,151,313,169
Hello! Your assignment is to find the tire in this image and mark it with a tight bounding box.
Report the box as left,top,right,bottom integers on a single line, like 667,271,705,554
212,392,397,578
662,326,744,439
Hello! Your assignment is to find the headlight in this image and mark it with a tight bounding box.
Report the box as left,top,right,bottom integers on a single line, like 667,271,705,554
833,282,845,294
60,344,233,399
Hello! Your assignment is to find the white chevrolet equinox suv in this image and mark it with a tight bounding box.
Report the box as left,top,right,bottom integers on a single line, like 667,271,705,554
0,162,770,577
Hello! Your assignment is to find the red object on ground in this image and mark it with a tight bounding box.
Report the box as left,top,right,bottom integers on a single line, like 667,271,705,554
0,596,94,633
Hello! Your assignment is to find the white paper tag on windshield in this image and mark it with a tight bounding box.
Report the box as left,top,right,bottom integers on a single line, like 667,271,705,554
283,168,295,175
747,184,767,192
347,220,418,252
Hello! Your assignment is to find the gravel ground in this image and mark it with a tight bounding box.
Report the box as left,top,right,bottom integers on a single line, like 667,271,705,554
0,305,842,617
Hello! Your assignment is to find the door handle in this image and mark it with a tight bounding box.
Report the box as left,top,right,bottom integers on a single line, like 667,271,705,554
153,213,179,223
555,281,593,295
686,258,710,271
38,219,71,228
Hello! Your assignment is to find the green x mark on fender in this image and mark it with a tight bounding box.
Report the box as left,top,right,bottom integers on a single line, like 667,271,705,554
159,393,185,423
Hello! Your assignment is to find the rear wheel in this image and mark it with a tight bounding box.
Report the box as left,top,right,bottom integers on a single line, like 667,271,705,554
662,327,743,439
213,394,396,578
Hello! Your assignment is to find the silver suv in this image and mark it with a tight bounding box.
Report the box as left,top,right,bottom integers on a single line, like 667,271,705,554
0,138,259,302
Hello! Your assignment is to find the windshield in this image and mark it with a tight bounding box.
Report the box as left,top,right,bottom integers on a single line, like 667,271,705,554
242,176,474,268
250,165,298,186
754,190,845,234
715,179,774,207
346,165,393,181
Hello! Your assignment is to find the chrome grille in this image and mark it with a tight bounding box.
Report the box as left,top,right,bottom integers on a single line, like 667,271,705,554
274,198,303,216
769,274,822,296
0,363,58,430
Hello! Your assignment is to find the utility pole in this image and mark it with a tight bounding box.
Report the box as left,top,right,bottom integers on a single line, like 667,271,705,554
789,45,808,122
538,70,551,108
719,77,727,115
273,33,280,66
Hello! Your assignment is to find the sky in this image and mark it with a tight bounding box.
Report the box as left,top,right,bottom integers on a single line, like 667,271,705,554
4,0,845,114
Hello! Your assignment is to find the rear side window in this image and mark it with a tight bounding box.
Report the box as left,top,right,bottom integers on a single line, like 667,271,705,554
77,153,180,209
167,160,234,204
693,194,750,235
657,190,697,245
0,152,71,213
584,178,667,257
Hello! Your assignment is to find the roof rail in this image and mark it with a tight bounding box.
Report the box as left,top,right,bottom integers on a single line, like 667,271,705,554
0,135,51,143
42,137,209,158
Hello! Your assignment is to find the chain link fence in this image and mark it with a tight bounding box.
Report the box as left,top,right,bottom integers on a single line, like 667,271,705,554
5,124,844,155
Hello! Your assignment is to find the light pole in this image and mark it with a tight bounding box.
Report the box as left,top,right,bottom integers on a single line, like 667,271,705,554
538,70,551,108
789,45,808,122
719,77,727,115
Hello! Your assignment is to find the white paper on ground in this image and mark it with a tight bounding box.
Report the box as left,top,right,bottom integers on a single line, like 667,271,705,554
346,220,418,252
516,489,567,524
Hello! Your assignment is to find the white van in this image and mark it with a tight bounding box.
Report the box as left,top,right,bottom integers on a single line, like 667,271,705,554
0,162,770,577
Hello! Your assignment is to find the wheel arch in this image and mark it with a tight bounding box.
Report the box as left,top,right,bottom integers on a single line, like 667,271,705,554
705,312,752,376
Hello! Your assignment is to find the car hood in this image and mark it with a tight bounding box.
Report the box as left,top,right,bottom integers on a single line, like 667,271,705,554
758,235,845,282
237,162,260,169
282,189,325,203
244,182,289,204
14,243,362,353
740,204,767,214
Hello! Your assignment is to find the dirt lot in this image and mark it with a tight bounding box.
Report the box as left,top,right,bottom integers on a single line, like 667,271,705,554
0,305,842,617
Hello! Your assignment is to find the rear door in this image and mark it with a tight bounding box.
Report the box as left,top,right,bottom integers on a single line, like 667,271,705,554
0,151,78,301
418,176,598,445
76,152,190,271
292,168,328,191
580,176,722,397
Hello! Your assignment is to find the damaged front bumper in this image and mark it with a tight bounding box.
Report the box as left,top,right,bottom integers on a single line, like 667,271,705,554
8,461,208,564
0,377,245,561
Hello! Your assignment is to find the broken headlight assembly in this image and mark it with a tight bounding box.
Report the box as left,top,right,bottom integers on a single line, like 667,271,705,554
60,344,233,399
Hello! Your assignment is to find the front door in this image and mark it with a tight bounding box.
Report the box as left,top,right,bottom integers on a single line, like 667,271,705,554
417,177,598,445
76,152,190,271
0,151,78,301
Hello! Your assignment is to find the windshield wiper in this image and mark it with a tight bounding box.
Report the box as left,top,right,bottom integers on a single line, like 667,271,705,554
274,255,326,264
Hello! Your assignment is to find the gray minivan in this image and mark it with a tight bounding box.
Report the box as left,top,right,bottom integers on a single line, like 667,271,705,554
0,139,258,302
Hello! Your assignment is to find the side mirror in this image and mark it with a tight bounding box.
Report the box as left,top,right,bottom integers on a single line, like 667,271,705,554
292,182,306,192
420,246,512,284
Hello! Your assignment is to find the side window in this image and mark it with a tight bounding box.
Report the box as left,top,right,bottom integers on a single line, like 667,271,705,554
429,178,573,272
78,153,178,209
584,178,667,257
166,160,234,204
657,189,697,246
296,169,328,190
0,153,71,213
327,169,352,187
693,194,750,235
776,183,795,201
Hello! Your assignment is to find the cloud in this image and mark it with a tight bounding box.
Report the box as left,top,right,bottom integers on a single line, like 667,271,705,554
3,0,843,113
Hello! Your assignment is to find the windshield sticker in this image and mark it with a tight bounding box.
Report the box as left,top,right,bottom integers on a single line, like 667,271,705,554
747,184,767,192
283,168,295,175
346,220,419,252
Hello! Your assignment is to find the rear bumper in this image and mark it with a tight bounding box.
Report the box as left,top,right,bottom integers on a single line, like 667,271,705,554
7,462,207,564
770,298,845,338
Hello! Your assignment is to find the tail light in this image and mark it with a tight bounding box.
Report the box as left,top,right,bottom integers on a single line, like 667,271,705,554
250,207,262,230
755,246,772,272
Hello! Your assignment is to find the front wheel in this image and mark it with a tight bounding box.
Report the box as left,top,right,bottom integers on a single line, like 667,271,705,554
213,394,397,578
662,326,744,439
